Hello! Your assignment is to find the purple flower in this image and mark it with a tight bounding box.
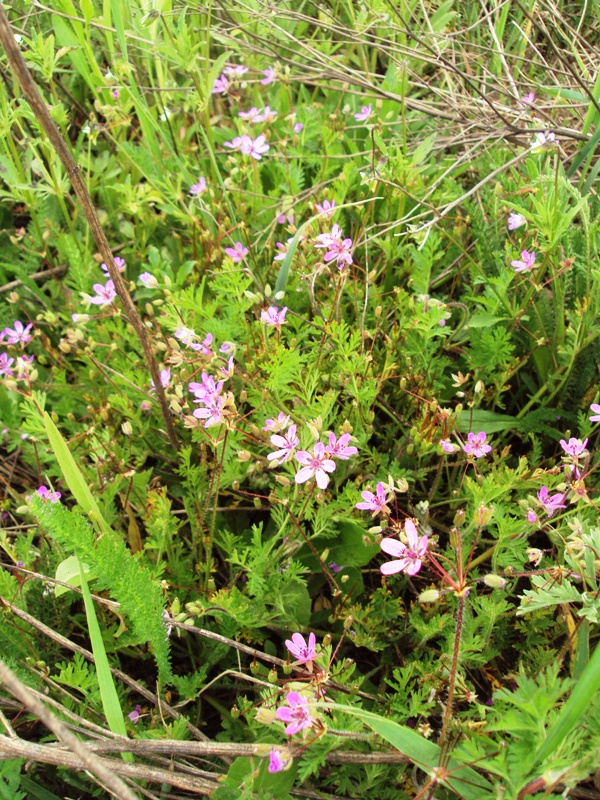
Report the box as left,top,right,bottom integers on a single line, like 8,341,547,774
112,89,119,99
315,199,336,219
220,356,234,378
36,485,61,503
128,705,141,724
275,691,314,735
261,66,276,85
531,131,558,152
223,65,248,78
268,749,288,773
263,413,291,432
537,486,566,517
274,235,302,261
439,439,456,453
325,432,358,460
189,372,224,403
380,520,428,576
463,432,492,458
314,224,353,270
267,424,299,464
511,250,536,273
285,632,316,663
507,212,526,231
0,353,14,377
354,104,373,122
193,394,226,428
224,135,243,152
212,74,229,95
254,106,278,123
101,256,126,276
527,510,538,523
590,403,600,422
89,280,117,306
239,107,262,122
520,92,535,104
559,437,587,457
295,442,336,490
189,178,207,196
356,482,389,514
174,327,199,348
261,306,287,328
245,134,270,160
2,321,33,346
293,122,303,133
139,272,158,288
329,561,343,573
224,242,249,263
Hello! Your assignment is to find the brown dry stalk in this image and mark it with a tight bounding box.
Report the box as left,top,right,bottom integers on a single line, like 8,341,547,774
0,4,179,450
0,660,139,800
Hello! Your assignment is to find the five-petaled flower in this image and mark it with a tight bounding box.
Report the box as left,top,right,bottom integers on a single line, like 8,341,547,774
463,432,492,458
380,520,428,576
189,178,207,196
439,439,456,453
537,486,566,517
36,485,61,503
325,432,358,460
314,224,353,270
225,134,270,160
261,306,287,328
507,212,526,231
520,92,535,104
89,281,117,306
223,64,248,78
354,104,372,122
267,424,299,464
263,412,291,432
511,250,536,273
285,632,316,665
101,256,126,276
356,482,389,515
261,66,276,85
559,437,588,458
212,74,229,95
295,442,336,490
275,692,314,736
150,368,171,391
2,321,33,346
315,199,336,218
224,242,249,262
590,403,600,422
0,353,14,377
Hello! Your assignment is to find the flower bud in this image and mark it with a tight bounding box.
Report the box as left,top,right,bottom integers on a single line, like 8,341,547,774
267,668,278,684
453,509,465,526
121,421,133,436
473,503,493,527
419,589,441,603
483,574,507,590
237,450,252,462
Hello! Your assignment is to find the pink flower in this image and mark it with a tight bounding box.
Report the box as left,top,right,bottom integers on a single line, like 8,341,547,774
112,89,119,99
527,510,538,523
212,74,229,94
239,107,262,122
0,353,14,377
275,691,314,735
285,632,316,663
224,135,243,152
2,321,33,346
224,242,249,263
507,212,526,231
293,122,303,133
254,106,278,123
174,327,199,348
150,368,170,391
223,65,248,78
274,235,302,261
590,403,600,422
268,749,289,773
315,199,336,219
193,395,226,428
537,486,566,517
101,256,126,276
189,178,207,196
263,413,291,432
511,250,536,273
36,485,61,503
520,92,535,104
356,482,389,514
189,372,224,403
128,705,141,724
380,520,428,576
139,272,158,288
267,424,299,464
89,280,117,306
531,131,558,152
295,442,336,490
439,439,456,453
14,354,35,380
559,437,588,457
220,356,234,378
325,432,357,460
354,104,372,122
261,306,287,328
261,66,276,85
245,134,270,160
463,432,492,458
314,224,353,270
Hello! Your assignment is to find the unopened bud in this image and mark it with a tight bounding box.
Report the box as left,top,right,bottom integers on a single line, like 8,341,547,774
474,380,484,395
255,707,277,724
473,503,493,527
275,474,290,487
343,616,354,630
267,668,278,684
341,574,349,583
453,509,465,526
396,478,409,492
237,450,252,462
483,574,507,590
239,389,247,403
419,589,441,603
121,421,133,435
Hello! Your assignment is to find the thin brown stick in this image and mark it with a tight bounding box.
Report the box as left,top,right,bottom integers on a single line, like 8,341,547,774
0,4,179,451
0,662,138,800
0,265,67,294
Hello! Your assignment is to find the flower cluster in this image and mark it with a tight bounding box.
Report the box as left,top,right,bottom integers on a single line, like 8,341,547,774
239,105,278,123
224,134,270,160
1,321,35,383
314,224,353,270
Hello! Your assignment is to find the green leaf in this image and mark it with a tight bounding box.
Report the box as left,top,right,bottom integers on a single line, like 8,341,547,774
55,555,96,597
457,409,521,434
331,704,492,799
